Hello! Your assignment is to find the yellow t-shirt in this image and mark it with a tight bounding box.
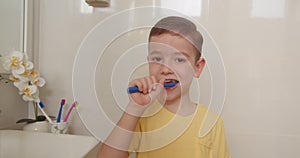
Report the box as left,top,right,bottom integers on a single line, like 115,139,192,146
129,102,230,158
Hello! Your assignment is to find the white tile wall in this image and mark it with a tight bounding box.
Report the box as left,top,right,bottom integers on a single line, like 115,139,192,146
0,79,28,130
32,0,300,157
0,0,28,129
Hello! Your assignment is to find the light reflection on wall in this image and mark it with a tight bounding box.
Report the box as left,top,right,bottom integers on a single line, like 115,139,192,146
160,0,202,17
251,0,285,18
80,0,93,14
80,0,117,14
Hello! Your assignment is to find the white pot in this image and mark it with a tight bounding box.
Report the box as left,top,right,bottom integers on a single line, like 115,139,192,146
23,121,50,133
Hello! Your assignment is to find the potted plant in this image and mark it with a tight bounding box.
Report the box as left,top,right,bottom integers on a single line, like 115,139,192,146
0,50,49,130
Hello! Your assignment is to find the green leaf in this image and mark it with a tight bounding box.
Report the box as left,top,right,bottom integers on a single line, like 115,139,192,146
36,115,46,122
16,118,35,124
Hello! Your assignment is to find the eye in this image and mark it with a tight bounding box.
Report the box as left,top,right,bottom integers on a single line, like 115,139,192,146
175,57,186,63
150,56,162,63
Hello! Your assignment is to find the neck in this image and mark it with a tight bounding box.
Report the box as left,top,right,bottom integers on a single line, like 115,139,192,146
164,93,197,116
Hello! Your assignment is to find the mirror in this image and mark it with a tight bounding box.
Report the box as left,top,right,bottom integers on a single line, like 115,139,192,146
0,0,32,73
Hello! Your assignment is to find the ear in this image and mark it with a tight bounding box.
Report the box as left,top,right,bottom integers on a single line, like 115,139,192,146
194,58,206,78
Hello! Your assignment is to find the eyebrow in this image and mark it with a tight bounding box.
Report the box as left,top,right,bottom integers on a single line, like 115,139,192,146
149,50,191,58
175,51,190,58
149,50,161,55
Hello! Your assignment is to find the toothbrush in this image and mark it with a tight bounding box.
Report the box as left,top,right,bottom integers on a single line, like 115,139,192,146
38,102,53,124
127,82,178,93
56,99,66,123
63,101,78,122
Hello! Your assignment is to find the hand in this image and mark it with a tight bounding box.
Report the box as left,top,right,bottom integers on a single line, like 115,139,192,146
127,75,165,107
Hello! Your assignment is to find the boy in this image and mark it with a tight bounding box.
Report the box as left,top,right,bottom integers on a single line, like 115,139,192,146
98,16,230,158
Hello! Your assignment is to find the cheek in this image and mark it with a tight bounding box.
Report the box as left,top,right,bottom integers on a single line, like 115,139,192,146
179,72,194,83
175,66,195,83
176,64,194,76
149,63,160,75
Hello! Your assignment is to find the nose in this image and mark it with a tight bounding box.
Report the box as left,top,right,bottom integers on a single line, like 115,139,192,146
161,64,173,75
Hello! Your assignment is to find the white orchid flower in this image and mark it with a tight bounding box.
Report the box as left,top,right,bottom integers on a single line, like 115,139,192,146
10,69,45,95
9,75,28,91
21,85,40,102
14,70,34,83
14,70,38,81
1,51,25,75
22,52,34,70
23,61,34,71
31,76,46,87
23,70,46,87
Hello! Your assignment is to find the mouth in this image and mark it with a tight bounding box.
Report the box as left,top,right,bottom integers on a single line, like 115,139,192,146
164,79,179,84
164,79,179,89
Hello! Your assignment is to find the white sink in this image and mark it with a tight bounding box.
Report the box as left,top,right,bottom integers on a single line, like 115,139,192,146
0,130,100,158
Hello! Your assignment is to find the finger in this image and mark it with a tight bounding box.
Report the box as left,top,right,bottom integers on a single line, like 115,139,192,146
133,80,143,93
130,91,151,105
146,76,154,93
128,79,145,93
159,78,165,87
149,82,165,103
140,78,149,94
150,76,158,91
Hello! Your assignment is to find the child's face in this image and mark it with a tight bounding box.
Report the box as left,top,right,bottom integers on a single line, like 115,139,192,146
148,33,205,101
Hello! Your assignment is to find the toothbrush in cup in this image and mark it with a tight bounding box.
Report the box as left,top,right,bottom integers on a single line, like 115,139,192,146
63,101,78,122
56,99,66,123
38,102,53,124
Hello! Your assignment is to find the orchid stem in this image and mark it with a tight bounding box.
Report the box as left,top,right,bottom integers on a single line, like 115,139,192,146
34,102,38,120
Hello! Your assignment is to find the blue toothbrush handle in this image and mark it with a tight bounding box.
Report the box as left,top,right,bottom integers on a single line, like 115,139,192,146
127,86,139,93
127,82,178,93
57,105,63,123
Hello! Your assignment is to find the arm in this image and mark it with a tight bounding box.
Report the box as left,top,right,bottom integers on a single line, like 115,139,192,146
97,109,140,158
97,76,165,158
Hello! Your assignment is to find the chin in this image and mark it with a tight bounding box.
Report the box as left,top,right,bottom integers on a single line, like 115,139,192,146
165,92,181,103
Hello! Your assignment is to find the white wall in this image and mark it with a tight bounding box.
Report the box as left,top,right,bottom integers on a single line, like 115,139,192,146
0,80,28,130
36,0,300,157
0,0,28,130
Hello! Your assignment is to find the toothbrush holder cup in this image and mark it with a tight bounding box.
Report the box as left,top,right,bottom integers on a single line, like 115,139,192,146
50,122,69,134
